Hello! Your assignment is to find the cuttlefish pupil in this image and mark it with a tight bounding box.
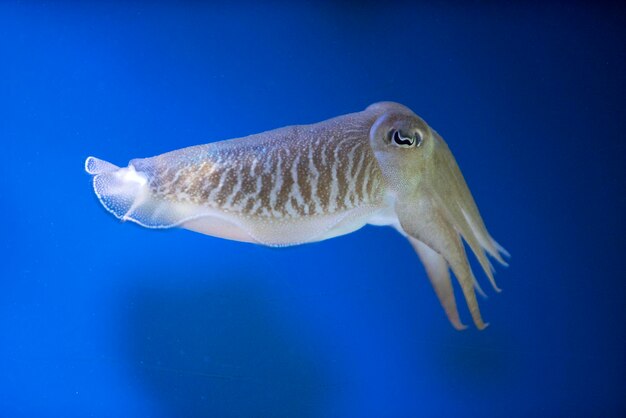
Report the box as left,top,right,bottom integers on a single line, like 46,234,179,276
85,101,508,330
391,129,421,147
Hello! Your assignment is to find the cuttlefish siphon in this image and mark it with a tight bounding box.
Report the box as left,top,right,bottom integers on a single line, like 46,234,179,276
85,102,508,330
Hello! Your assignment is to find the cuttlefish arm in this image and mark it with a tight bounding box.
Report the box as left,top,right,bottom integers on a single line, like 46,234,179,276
85,101,508,329
368,102,508,329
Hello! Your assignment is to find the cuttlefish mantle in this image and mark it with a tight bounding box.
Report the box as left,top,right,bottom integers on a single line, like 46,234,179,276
85,102,509,329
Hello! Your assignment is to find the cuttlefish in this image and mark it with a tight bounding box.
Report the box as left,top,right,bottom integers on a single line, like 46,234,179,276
85,102,508,329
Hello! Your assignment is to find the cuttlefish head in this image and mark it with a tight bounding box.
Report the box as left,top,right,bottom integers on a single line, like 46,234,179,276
367,102,509,330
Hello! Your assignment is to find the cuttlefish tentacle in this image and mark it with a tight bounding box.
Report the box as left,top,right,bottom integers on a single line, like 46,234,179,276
396,195,489,329
409,237,466,330
85,101,508,329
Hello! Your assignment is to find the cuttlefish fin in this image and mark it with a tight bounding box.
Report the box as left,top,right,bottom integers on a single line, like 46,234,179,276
85,156,196,229
408,236,466,330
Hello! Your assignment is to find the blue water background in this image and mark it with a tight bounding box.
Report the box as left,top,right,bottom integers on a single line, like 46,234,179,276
1,2,624,417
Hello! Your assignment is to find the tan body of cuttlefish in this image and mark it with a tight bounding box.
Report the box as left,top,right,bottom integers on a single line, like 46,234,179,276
85,102,508,329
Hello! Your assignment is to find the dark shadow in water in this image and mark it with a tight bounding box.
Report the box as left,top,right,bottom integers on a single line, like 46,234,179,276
120,273,327,417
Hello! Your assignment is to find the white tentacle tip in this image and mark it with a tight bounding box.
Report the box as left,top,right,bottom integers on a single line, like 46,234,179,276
477,321,490,331
451,321,468,331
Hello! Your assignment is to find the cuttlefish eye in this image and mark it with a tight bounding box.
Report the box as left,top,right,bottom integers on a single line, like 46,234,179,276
390,129,422,148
